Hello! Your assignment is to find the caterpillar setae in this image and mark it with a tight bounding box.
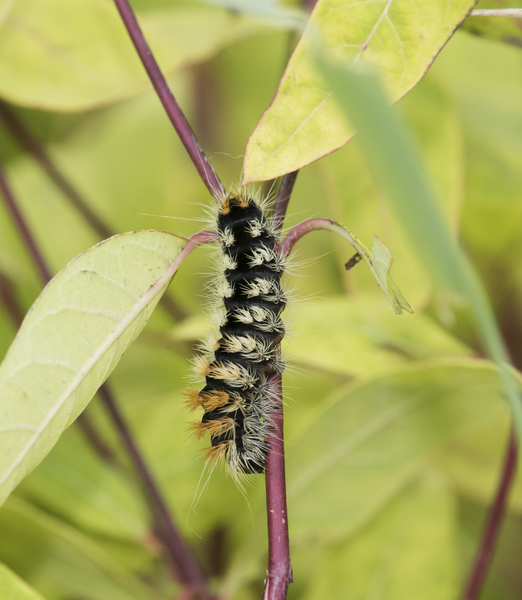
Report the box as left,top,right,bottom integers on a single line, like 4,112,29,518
186,190,286,477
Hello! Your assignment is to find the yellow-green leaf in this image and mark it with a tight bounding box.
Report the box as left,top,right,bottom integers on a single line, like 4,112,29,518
287,360,508,542
0,0,269,112
0,230,187,506
243,0,476,182
302,475,458,600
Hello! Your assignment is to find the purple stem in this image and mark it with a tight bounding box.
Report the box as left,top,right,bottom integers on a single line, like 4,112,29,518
97,385,215,600
0,102,113,240
263,373,293,600
262,172,300,600
272,171,299,234
461,429,518,600
277,217,336,257
0,157,53,283
113,0,225,197
0,272,25,330
0,103,188,322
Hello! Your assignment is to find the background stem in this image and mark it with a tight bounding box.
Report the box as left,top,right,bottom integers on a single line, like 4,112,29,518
0,103,188,322
0,158,53,283
97,385,214,600
461,429,518,600
113,0,225,197
0,101,113,240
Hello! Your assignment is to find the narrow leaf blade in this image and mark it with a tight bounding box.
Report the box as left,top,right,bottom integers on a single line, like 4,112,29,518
0,562,47,600
318,56,522,439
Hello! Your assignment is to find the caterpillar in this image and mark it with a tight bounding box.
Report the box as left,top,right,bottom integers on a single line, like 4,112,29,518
186,191,286,477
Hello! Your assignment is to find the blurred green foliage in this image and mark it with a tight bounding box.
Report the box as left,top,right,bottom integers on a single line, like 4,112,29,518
1,0,522,599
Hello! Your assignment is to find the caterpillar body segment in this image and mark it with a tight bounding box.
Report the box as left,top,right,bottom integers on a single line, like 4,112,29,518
188,193,286,476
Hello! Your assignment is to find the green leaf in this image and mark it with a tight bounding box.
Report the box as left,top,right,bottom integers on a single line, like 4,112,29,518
0,498,165,600
371,235,413,314
0,230,188,506
288,295,471,378
0,562,46,600
286,360,508,542
0,1,269,111
17,425,147,540
313,220,413,314
243,0,475,182
301,475,458,600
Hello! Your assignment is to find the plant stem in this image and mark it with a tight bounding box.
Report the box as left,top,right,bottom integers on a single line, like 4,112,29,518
263,373,293,600
0,101,113,240
264,170,299,600
0,103,189,322
272,171,299,234
97,385,214,600
113,0,225,197
0,157,53,283
0,272,25,330
461,429,518,600
470,9,522,17
277,217,335,257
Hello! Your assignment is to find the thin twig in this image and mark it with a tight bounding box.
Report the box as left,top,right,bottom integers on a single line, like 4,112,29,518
470,9,522,18
461,429,518,600
0,157,53,283
113,0,225,197
97,385,214,600
0,272,25,329
272,171,299,234
0,103,189,322
263,373,293,600
0,102,113,240
76,411,123,468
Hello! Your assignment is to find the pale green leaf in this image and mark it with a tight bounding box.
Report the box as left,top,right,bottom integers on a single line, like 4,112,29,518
243,0,475,182
0,0,269,112
0,562,46,600
371,235,413,314
315,220,413,314
18,425,147,540
302,475,458,600
287,295,471,377
0,230,188,506
286,360,508,542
